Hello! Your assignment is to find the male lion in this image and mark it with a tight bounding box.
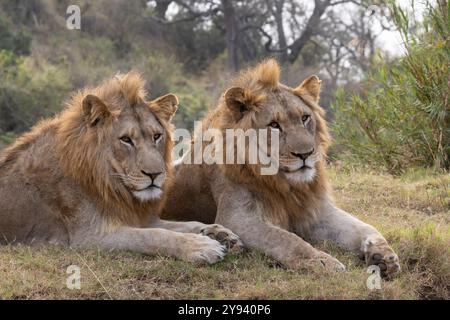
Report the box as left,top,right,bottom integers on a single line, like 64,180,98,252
162,60,400,276
0,72,241,264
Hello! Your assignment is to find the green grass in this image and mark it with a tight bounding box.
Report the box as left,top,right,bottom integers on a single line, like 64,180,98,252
0,167,448,299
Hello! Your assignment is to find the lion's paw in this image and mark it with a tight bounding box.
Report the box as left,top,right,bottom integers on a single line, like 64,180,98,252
361,236,400,278
180,234,226,265
200,224,244,252
309,251,347,273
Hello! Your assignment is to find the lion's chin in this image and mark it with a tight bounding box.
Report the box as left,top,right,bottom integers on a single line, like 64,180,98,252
282,167,316,184
132,187,163,202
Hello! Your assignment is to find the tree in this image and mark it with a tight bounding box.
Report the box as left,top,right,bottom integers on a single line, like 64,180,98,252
151,0,269,71
151,0,376,73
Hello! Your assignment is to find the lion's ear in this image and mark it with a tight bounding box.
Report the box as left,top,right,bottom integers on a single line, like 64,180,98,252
224,86,250,120
82,94,111,127
150,93,179,122
295,75,322,102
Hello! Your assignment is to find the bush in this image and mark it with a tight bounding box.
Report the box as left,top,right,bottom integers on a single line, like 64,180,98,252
0,15,31,56
331,1,449,174
140,52,212,130
0,50,71,135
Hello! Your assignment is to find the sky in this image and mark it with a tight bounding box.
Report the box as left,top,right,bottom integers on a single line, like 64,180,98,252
370,0,428,56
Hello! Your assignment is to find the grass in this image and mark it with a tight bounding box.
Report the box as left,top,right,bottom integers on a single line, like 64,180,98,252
0,166,448,300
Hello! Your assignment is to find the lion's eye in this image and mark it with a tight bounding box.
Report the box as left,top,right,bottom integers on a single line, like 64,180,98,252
269,121,281,130
154,133,162,142
302,115,310,123
120,136,134,146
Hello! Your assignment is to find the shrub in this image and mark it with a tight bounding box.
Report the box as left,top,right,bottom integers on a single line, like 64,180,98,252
331,1,449,174
140,52,212,130
0,15,31,56
0,50,71,135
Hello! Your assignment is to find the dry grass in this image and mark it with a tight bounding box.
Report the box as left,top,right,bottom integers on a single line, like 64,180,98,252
0,167,448,300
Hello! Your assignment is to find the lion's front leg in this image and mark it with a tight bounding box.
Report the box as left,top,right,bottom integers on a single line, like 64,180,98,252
213,184,345,272
217,207,345,272
72,226,226,265
149,218,243,251
304,201,400,277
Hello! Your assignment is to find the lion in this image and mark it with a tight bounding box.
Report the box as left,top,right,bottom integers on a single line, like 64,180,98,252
162,59,400,276
0,72,242,264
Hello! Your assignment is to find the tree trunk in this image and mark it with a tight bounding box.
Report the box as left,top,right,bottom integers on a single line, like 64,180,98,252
222,0,239,71
287,0,330,63
154,0,173,20
273,0,288,62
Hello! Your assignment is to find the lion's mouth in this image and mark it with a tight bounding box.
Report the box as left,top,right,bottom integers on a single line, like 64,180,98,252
138,184,161,192
132,184,164,202
280,161,317,183
280,163,312,173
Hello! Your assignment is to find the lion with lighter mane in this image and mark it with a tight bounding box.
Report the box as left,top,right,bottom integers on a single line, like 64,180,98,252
0,72,241,264
163,59,400,276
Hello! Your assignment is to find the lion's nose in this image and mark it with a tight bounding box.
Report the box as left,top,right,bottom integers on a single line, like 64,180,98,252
291,148,314,160
141,171,162,182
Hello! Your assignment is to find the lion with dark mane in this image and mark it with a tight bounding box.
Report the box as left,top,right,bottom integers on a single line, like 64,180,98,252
0,72,241,264
162,60,400,276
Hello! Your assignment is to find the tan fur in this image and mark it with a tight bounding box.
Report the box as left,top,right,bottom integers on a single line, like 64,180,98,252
172,60,330,230
0,72,241,264
53,72,173,225
163,59,400,275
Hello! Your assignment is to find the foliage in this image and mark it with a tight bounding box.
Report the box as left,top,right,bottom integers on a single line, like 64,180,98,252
0,50,71,135
0,15,31,55
331,1,450,173
141,52,213,129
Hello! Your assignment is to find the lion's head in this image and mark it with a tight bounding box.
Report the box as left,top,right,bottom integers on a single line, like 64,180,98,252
205,59,330,187
56,72,178,222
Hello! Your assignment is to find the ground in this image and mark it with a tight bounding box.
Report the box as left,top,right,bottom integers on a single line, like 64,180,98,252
0,166,448,300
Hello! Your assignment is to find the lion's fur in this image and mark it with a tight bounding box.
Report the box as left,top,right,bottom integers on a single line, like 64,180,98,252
0,72,174,233
0,73,242,264
163,59,332,231
55,72,174,224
